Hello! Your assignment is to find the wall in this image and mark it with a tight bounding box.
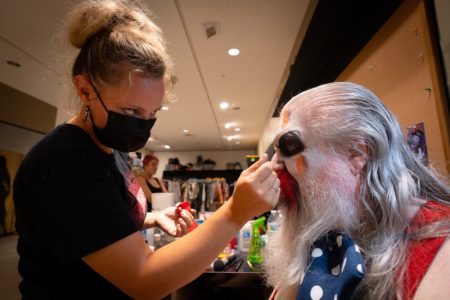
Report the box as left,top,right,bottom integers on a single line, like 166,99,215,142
144,149,256,179
257,117,280,158
0,82,57,135
434,0,450,98
337,0,449,175
0,123,44,155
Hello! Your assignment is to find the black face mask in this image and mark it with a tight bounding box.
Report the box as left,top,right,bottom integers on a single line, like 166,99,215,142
88,86,156,152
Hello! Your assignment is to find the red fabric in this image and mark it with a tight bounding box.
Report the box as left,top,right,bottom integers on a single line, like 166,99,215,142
403,201,450,299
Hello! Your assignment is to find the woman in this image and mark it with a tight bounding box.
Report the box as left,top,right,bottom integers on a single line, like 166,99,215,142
137,154,168,211
13,1,280,299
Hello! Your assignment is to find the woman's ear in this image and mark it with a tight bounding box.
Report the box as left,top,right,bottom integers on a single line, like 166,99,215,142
348,144,368,175
74,74,94,104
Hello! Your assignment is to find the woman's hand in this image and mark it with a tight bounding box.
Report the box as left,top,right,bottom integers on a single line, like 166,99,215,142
228,153,280,225
154,206,195,237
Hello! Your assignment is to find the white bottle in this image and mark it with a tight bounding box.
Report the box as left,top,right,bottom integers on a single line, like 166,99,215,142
238,221,253,253
146,228,154,247
267,210,281,236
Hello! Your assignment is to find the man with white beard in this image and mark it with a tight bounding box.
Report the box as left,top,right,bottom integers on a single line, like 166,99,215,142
265,82,450,300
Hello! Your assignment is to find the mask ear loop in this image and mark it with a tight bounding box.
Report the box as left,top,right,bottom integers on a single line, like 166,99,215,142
90,83,109,113
84,83,108,128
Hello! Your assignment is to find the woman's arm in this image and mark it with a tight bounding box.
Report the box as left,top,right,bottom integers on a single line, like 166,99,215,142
83,155,279,299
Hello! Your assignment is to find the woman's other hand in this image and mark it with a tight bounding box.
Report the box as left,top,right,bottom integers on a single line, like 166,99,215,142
155,206,195,237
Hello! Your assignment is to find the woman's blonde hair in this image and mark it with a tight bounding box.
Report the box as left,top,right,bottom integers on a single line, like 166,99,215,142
67,0,172,88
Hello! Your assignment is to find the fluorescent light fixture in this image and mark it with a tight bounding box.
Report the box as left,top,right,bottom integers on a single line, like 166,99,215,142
227,136,234,141
228,48,240,56
219,102,229,110
164,145,171,149
224,122,232,129
235,141,241,145
161,105,169,111
183,129,189,133
234,127,240,132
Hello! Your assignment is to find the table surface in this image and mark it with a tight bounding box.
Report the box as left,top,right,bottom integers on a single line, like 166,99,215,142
173,255,273,300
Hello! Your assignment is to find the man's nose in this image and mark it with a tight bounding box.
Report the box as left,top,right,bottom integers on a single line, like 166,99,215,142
270,153,285,171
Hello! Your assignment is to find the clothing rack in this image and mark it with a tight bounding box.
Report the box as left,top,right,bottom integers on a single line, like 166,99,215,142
164,177,234,213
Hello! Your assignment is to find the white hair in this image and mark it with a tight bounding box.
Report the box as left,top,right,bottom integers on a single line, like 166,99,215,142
264,82,450,299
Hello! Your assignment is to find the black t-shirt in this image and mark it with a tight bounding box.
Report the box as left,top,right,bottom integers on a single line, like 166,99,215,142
146,178,164,193
13,124,147,299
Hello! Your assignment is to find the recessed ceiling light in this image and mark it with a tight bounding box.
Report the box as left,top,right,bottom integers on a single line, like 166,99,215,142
164,145,171,149
224,122,232,129
161,105,169,111
6,60,21,68
219,102,229,110
227,136,234,141
234,128,240,132
235,141,241,145
228,48,240,56
183,129,189,133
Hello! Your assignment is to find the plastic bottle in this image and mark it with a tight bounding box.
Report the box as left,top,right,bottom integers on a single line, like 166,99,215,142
146,228,154,247
247,217,266,265
154,232,163,250
238,221,252,253
140,229,148,244
267,210,281,235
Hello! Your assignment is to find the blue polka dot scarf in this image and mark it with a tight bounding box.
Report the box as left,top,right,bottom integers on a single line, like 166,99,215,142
296,232,365,300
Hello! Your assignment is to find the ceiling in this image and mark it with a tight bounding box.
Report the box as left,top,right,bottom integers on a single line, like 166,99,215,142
0,0,311,152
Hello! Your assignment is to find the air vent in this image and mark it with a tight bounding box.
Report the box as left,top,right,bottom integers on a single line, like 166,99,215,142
203,21,220,39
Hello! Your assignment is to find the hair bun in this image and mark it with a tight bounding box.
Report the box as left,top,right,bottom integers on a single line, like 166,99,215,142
67,0,127,48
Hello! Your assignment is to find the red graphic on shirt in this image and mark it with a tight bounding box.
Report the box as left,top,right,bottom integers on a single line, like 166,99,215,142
124,169,147,228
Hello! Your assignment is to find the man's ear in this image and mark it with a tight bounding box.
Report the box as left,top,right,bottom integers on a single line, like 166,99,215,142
74,74,94,104
348,143,368,175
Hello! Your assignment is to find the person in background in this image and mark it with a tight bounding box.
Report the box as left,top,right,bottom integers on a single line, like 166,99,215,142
137,154,168,211
13,1,280,299
266,82,450,300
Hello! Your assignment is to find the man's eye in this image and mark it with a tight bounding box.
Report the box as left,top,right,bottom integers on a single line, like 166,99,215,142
278,130,305,157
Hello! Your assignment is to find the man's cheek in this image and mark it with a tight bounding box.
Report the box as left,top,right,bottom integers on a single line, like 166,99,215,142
295,155,307,177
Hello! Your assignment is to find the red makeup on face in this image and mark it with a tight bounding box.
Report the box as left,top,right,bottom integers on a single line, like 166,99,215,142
277,169,299,208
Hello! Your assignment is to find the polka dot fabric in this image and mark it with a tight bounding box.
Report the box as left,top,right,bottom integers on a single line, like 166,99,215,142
296,232,365,300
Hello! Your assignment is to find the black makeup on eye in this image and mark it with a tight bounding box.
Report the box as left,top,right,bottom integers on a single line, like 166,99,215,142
276,130,305,157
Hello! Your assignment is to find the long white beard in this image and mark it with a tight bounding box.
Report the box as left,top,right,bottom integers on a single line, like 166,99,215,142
264,160,359,299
